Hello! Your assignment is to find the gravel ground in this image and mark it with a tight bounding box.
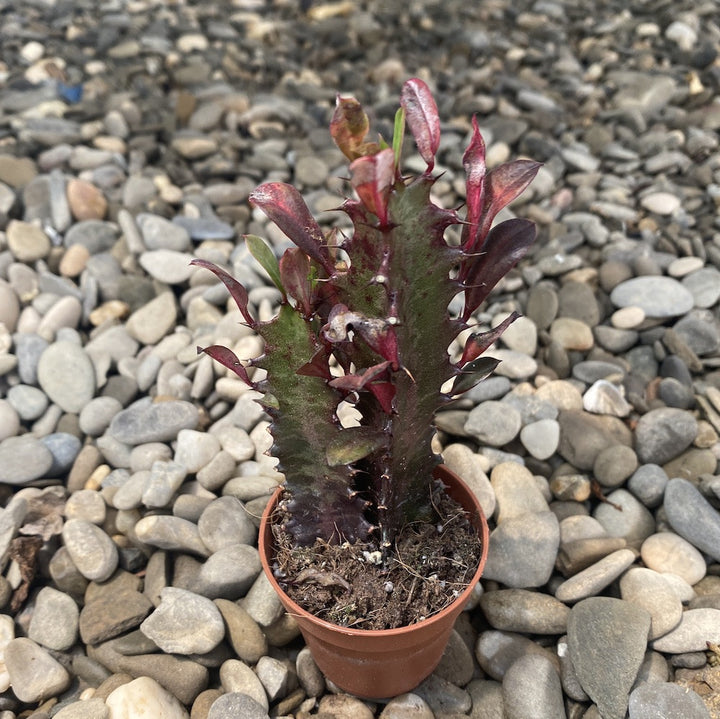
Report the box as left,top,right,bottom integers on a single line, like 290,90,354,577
0,0,720,717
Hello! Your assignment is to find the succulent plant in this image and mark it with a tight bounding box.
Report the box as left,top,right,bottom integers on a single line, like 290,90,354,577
192,78,539,549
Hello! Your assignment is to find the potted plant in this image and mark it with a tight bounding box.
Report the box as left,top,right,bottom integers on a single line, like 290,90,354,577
192,78,539,698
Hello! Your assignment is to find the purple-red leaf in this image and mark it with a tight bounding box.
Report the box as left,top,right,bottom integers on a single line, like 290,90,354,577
249,183,334,275
197,345,254,387
330,95,372,161
329,361,391,393
459,311,520,365
349,148,395,226
190,259,254,326
465,159,541,254
400,78,440,170
369,382,395,414
460,116,487,247
296,346,333,380
462,219,537,321
279,247,312,316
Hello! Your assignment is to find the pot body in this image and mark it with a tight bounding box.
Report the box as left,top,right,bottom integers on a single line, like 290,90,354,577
258,465,489,699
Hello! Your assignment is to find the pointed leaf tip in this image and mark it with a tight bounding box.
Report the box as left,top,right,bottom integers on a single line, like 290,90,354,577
400,78,440,170
198,344,254,387
349,148,395,225
189,258,254,326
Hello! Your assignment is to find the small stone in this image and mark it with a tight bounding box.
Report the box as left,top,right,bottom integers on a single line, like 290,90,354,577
664,478,720,562
134,515,210,557
549,317,594,351
567,597,651,719
105,676,189,719
619,568,683,640
502,654,566,719
207,692,269,719
593,444,638,488
6,220,50,262
640,192,681,216
174,429,221,474
125,291,178,344
62,519,118,582
414,674,472,715
610,277,694,318
594,489,655,547
37,340,96,413
491,462,549,523
640,532,706,586
214,599,267,663
141,587,225,655
196,543,262,598
67,178,107,220
628,682,710,719
611,306,645,329
137,214,191,251
79,584,153,645
519,419,560,460
583,380,632,417
4,637,71,703
480,589,569,634
379,692,434,719
197,496,257,551
219,658,268,709
465,401,522,446
652,608,720,653
475,630,558,681
241,571,285,627
627,464,668,508
109,398,199,444
0,435,53,484
555,549,637,603
28,586,79,651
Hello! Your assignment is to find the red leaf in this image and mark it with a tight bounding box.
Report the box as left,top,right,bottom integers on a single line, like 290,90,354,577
459,311,520,365
279,247,312,316
349,148,395,226
330,95,370,160
198,345,254,386
249,183,334,275
460,116,486,247
462,219,536,320
296,346,333,380
400,78,440,170
329,362,391,392
465,159,541,254
369,381,395,414
190,259,254,326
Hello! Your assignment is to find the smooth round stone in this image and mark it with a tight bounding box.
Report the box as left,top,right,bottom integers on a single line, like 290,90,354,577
62,519,118,582
635,407,697,465
41,432,82,476
137,213,191,251
502,654,565,719
197,543,263,599
475,630,558,681
567,598,651,719
640,191,681,216
557,410,631,470
490,462,549,523
67,178,107,220
296,646,324,697
610,276,694,318
611,305,645,329
673,312,720,356
486,349,537,380
549,317,594,351
594,489,655,547
37,295,83,338
214,599,267,664
629,682,710,719
0,400,20,441
572,360,625,384
6,383,48,420
627,464,668,508
664,478,720,562
135,515,210,557
79,396,123,437
595,326,639,355
125,291,177,345
667,256,704,279
0,434,54,484
222,474,280,503
27,586,79,651
526,284,559,329
172,216,234,241
559,515,607,545
37,340,96,413
197,496,257,551
465,401,522,446
4,637,71,702
535,380,583,410
593,444,638,488
219,659,268,709
619,567,683,640
495,314,538,356
582,380,632,417
440,444,495,519
241,572,285,628
139,249,195,284
106,676,189,719
64,489,106,524
53,697,110,719
379,693,434,719
640,532,706,586
482,511,559,588
682,266,720,308
174,429,221,474
480,589,569,634
434,628,474,686
141,587,225,655
519,419,560,460
7,220,51,262
142,460,187,508
0,281,20,333
109,398,199,444
651,608,720,653
555,549,637,603
207,692,269,719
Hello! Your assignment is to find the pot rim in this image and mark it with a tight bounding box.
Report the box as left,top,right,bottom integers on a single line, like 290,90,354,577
259,465,489,638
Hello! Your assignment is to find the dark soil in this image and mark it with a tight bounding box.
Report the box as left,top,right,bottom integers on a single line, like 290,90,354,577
270,483,484,630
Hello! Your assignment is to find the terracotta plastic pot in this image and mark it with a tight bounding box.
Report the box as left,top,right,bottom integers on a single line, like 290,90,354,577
258,464,489,699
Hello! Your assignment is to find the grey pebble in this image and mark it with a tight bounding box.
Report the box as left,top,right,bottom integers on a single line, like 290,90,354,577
142,461,187,508
555,549,637,603
610,276,694,318
198,496,257,551
652,608,720,653
640,531,706,586
196,543,262,599
475,630,559,681
593,489,656,547
28,586,79,651
502,654,566,719
140,587,225,655
79,397,123,437
207,692,270,719
53,697,110,719
134,515,210,557
6,383,48,420
109,397,199,444
4,637,71,703
241,571,285,627
480,589,569,634
628,682,711,719
219,658,269,709
465,400,522,446
41,432,82,477
62,519,118,582
619,567,683,640
627,464,668,508
37,340,96,413
664,478,720,562
491,462,549,523
0,434,53,484
635,407,697,465
567,597,651,719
